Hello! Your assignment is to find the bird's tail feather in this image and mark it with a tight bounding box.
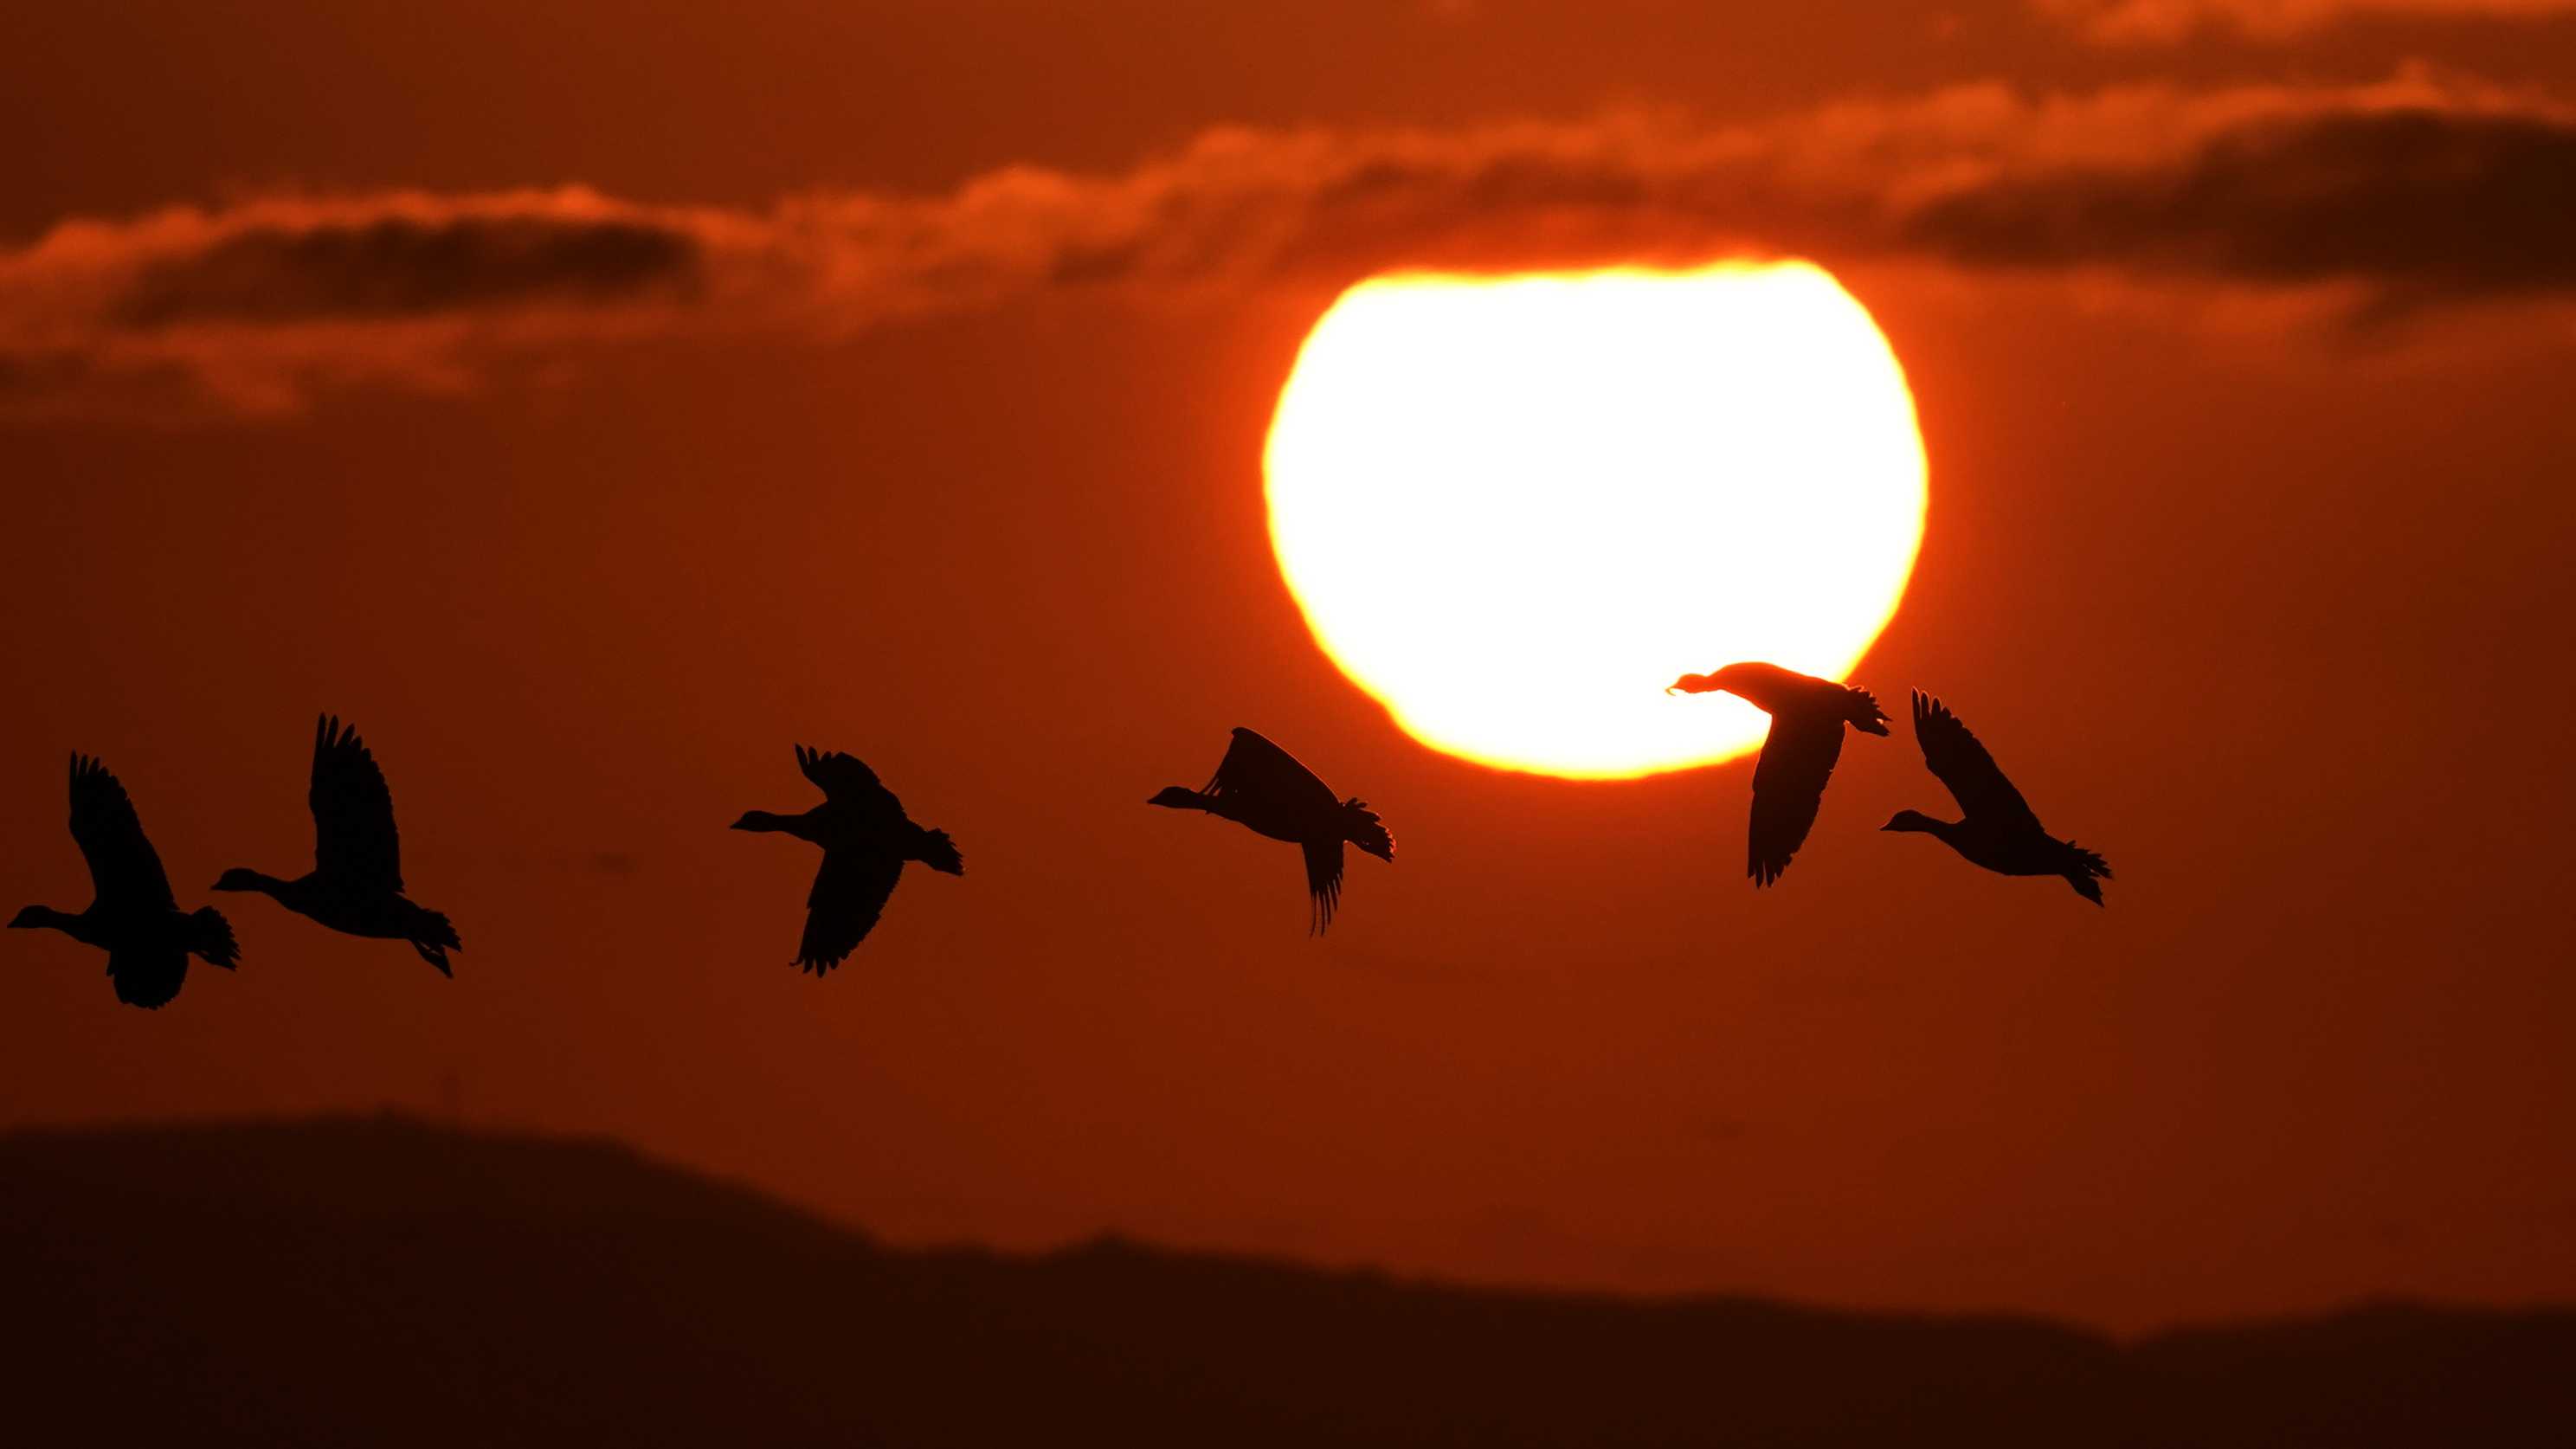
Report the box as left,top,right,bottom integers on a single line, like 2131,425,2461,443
914,827,965,876
188,907,239,969
2063,842,2112,906
1340,799,1394,863
410,907,460,975
1844,686,1891,737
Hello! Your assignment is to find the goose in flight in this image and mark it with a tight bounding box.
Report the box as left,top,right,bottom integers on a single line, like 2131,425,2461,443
1667,661,1890,886
10,754,239,1008
1885,691,2112,905
213,715,461,974
733,744,963,972
1149,727,1394,933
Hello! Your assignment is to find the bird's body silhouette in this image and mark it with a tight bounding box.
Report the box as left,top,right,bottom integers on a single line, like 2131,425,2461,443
1667,661,1890,886
1885,691,2112,905
10,755,239,1008
1149,727,1394,933
732,745,963,972
214,716,460,973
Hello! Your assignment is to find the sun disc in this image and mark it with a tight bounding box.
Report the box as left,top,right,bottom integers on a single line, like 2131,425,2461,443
1263,261,1927,778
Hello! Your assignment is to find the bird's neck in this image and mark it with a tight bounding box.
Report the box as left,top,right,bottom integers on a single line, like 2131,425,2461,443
1887,812,1962,844
15,905,83,937
1719,684,1781,715
741,809,824,844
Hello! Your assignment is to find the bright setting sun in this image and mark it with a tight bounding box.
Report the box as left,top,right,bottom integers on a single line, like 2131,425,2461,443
1265,261,1929,778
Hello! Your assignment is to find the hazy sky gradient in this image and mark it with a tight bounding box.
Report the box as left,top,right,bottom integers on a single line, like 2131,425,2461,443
3,1,2571,1332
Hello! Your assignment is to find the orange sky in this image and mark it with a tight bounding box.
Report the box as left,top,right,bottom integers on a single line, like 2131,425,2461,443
3,1,2573,1332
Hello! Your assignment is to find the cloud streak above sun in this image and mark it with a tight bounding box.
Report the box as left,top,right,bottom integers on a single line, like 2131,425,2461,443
3,69,2572,414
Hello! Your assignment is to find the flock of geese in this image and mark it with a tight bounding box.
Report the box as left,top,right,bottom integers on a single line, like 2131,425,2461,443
1666,663,2110,902
10,666,2109,1010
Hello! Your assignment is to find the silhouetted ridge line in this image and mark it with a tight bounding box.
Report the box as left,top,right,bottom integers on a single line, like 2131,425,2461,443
10,754,237,1008
1150,727,1394,934
733,744,963,971
1886,691,2115,905
3,1117,2569,1449
1667,661,1889,887
215,714,461,973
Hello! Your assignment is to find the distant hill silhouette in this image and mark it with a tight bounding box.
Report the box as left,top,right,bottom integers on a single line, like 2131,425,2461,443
3,1117,2569,1446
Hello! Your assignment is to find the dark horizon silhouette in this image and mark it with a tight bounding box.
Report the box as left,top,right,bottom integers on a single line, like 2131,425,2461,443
1887,691,2114,905
1151,726,1394,934
5,1113,2569,1448
4,0,2573,1366
1667,662,1890,887
213,714,461,972
7,754,236,1008
733,744,963,972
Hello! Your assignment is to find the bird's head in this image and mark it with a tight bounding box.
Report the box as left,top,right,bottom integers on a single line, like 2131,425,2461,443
1882,809,1938,834
8,905,47,930
730,810,784,833
209,868,265,893
1145,786,1201,810
1666,662,1757,698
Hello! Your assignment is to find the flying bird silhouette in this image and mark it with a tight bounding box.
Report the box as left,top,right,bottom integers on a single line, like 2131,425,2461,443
1149,727,1394,933
10,754,239,1008
732,745,963,972
213,715,461,974
1667,661,1890,886
1884,691,2113,905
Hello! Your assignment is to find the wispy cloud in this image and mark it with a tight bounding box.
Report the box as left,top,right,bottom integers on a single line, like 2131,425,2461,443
2035,0,2576,44
4,69,2570,414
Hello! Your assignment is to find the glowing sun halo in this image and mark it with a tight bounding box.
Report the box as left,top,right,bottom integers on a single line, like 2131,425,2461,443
1264,261,1928,779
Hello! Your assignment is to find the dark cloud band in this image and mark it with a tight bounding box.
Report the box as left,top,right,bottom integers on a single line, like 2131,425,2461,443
2036,1,2576,46
3,74,2568,412
113,215,703,327
1903,108,2576,296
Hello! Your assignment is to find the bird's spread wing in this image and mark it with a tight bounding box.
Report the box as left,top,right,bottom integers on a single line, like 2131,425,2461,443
1207,727,1336,816
68,755,176,912
311,715,403,892
1747,716,1846,886
797,847,904,972
1912,692,2040,832
796,744,901,817
1302,837,1347,935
